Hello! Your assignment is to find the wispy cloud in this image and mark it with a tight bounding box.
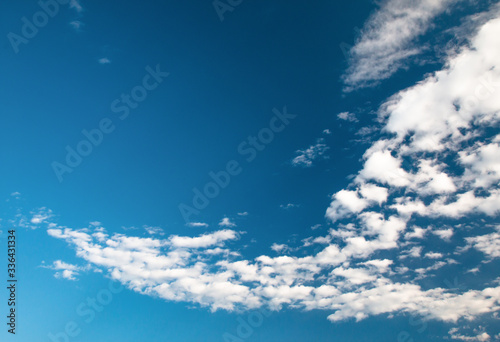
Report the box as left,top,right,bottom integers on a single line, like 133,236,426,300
98,57,111,65
342,0,456,90
42,260,87,281
187,222,209,228
69,20,84,31
69,0,83,13
280,203,299,210
30,207,53,226
337,111,358,122
292,138,329,168
144,226,164,235
448,328,491,341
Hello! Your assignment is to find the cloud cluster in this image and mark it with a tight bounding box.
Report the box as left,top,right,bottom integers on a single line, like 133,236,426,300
41,8,500,335
330,16,500,224
42,260,88,281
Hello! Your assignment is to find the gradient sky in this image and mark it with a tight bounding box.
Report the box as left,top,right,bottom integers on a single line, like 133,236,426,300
1,0,500,341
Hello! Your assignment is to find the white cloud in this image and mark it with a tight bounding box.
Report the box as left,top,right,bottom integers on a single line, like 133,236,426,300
466,226,500,258
44,216,500,324
237,212,249,216
358,150,411,187
36,14,500,335
326,185,389,222
169,229,238,249
449,328,491,341
30,207,53,226
292,138,329,167
98,58,111,64
326,190,369,221
271,243,289,253
425,252,444,259
433,228,454,241
343,0,458,89
404,226,428,240
280,203,299,210
219,217,236,227
402,246,423,259
460,141,500,188
187,222,209,228
330,15,500,223
337,112,358,122
43,260,86,281
359,183,389,205
144,226,164,235
332,267,377,285
69,20,83,31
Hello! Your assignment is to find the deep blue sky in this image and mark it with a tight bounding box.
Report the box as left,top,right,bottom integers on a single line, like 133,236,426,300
1,1,500,341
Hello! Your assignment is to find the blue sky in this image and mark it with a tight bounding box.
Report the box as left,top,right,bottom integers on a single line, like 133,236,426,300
1,0,500,341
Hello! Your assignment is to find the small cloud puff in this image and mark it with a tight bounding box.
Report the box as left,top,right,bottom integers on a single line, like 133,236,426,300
98,58,111,64
219,217,236,227
280,203,299,210
337,112,358,122
187,222,209,228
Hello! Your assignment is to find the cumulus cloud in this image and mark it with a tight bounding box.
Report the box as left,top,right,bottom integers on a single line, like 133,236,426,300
329,15,500,224
466,226,500,258
45,213,500,323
